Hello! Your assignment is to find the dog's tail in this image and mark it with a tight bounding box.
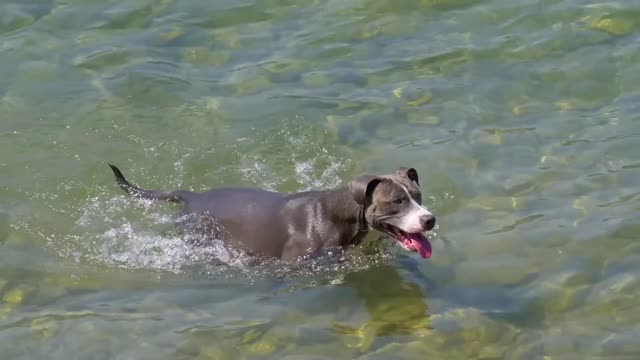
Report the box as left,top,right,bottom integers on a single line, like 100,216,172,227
108,164,184,203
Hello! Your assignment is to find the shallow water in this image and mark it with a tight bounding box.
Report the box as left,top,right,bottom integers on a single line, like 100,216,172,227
1,0,640,358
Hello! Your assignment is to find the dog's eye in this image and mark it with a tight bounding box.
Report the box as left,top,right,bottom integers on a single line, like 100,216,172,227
392,198,404,205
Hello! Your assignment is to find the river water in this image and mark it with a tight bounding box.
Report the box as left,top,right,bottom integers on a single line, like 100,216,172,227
1,0,639,358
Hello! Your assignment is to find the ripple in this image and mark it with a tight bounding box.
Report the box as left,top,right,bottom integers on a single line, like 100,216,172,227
71,45,133,71
10,115,365,278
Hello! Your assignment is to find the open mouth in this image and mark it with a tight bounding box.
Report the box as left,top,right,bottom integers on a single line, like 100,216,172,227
381,224,432,259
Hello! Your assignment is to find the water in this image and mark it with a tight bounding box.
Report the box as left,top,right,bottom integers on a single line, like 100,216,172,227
1,0,639,358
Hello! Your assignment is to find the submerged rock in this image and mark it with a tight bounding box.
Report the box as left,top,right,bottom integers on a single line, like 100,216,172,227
303,72,332,88
232,72,271,95
246,331,282,356
521,268,594,322
197,345,235,360
405,91,433,107
555,98,603,111
3,287,25,305
31,317,58,338
427,307,519,358
391,85,433,107
182,47,231,67
588,14,637,36
160,25,185,41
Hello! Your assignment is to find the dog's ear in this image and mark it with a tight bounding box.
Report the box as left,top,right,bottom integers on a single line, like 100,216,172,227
349,175,382,205
396,167,419,186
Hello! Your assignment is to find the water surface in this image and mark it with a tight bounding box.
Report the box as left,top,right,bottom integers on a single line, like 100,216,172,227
1,0,640,358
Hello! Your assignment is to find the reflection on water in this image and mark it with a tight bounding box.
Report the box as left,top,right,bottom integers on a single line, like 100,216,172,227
332,263,432,352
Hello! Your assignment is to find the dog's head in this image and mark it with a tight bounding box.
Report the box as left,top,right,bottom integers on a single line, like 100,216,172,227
350,167,435,259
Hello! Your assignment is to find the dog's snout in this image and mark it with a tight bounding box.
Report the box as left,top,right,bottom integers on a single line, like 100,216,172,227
420,214,436,231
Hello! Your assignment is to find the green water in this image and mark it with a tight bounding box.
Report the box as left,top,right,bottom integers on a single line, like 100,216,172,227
1,0,640,358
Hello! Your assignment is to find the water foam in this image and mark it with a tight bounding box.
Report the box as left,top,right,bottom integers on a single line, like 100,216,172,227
12,117,383,279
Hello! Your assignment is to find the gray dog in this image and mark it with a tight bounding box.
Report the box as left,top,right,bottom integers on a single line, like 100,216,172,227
108,164,435,261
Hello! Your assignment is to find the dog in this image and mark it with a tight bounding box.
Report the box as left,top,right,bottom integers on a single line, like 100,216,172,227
108,164,435,261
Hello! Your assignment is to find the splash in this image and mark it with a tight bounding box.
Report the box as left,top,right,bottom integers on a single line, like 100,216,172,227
11,116,386,279
67,191,396,279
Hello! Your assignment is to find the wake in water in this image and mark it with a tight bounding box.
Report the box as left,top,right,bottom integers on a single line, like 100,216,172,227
69,191,398,281
11,116,402,280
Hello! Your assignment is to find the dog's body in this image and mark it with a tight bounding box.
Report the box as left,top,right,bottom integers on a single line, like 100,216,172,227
108,164,435,261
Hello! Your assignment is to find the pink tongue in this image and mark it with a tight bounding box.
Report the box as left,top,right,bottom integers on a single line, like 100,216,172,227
408,233,432,259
